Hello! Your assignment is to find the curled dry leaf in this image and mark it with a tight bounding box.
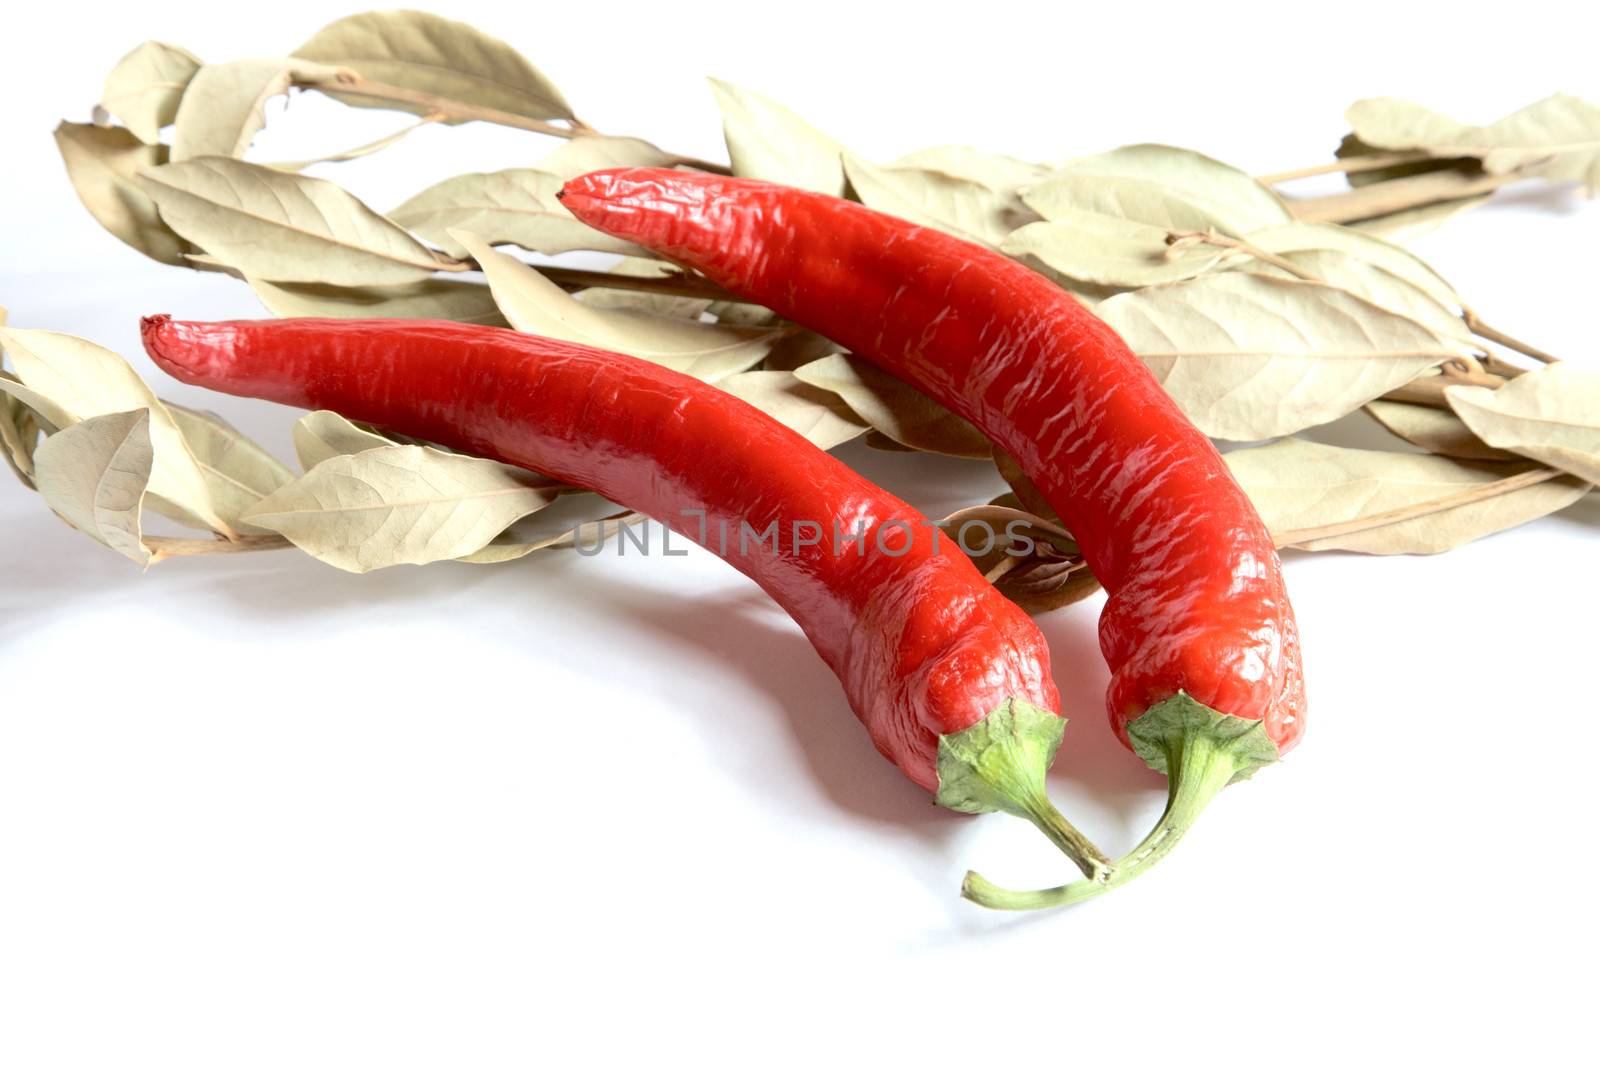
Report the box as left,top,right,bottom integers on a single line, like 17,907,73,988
992,449,1056,519
891,145,1046,192
0,327,228,533
243,444,560,573
292,10,573,122
1245,220,1460,310
1446,364,1600,483
760,329,840,371
390,169,640,259
32,409,154,565
293,409,393,470
843,154,1029,250
938,501,1099,613
455,230,776,381
1348,195,1493,243
1003,209,1234,288
1364,400,1517,463
457,496,638,564
575,259,714,319
708,78,847,196
54,122,189,264
717,371,868,450
0,392,41,487
1241,248,1474,349
170,58,343,161
792,354,990,459
167,403,295,532
138,158,454,285
1095,272,1460,440
249,277,508,326
99,41,202,144
1226,437,1588,554
1347,94,1600,191
534,135,678,179
1035,143,1292,233
268,119,430,172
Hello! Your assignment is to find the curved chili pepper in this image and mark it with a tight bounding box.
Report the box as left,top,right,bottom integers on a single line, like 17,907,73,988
141,314,1111,885
560,169,1305,909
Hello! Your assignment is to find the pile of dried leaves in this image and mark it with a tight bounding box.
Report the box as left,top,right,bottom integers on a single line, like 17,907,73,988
5,10,1597,611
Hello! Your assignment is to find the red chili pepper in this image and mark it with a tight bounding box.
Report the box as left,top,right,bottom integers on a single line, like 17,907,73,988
141,314,1111,885
560,170,1305,908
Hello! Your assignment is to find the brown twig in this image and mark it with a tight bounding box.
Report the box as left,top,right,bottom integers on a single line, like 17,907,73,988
1255,150,1437,186
1164,229,1320,281
1284,169,1522,225
1461,306,1559,364
146,534,292,562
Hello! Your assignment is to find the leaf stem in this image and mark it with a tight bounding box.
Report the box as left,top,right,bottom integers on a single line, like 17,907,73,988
146,533,291,562
1271,467,1566,548
1462,305,1559,364
1285,169,1522,224
1255,150,1437,185
1165,229,1320,282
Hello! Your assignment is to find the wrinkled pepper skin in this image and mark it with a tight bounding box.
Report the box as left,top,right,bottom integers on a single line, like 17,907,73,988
142,315,1060,790
559,170,1304,754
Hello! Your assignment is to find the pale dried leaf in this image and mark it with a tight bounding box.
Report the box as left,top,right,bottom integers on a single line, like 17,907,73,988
1095,273,1459,439
168,403,294,532
293,409,395,471
138,158,449,284
250,277,507,325
54,122,189,264
793,354,989,458
1038,143,1291,232
0,328,226,532
1446,364,1600,483
244,444,558,572
268,119,428,172
293,10,573,121
456,231,775,381
0,393,40,487
718,371,868,450
1245,220,1460,310
708,78,847,196
843,154,1028,249
574,259,713,319
1242,248,1474,349
32,409,153,564
171,58,342,161
1348,195,1492,242
390,168,640,258
536,135,678,178
99,41,202,143
891,145,1046,191
1226,437,1588,553
1003,210,1232,287
1364,400,1517,462
457,495,630,564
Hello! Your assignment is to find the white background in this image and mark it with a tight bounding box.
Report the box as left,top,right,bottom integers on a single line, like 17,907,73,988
2,2,1596,1063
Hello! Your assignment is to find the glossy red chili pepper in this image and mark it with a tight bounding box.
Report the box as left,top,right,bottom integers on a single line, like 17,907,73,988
142,314,1111,885
560,169,1305,908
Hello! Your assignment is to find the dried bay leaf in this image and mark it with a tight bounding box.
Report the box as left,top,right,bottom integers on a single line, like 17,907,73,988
33,409,154,564
0,328,227,533
1446,364,1600,483
138,158,451,285
390,169,638,258
1095,273,1459,439
167,404,294,532
761,329,840,371
843,154,1029,250
792,354,989,459
891,145,1046,192
708,78,847,196
249,277,507,326
54,122,189,264
268,119,429,172
1038,144,1291,232
1245,220,1460,310
1364,400,1517,462
293,10,573,122
292,409,396,470
718,371,867,450
535,135,677,178
1003,209,1233,287
99,41,202,144
0,393,40,487
1226,438,1588,553
1348,195,1492,243
1242,248,1474,349
574,259,713,319
170,58,343,161
244,445,559,572
456,231,775,381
